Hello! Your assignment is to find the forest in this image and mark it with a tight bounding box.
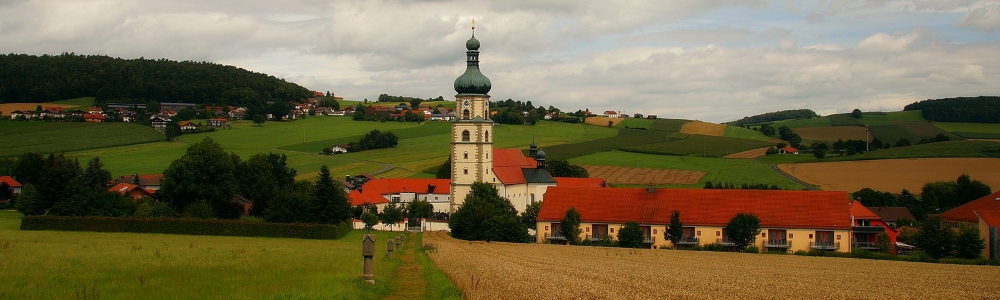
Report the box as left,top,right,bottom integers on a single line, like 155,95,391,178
724,109,819,126
903,96,1000,123
0,53,312,105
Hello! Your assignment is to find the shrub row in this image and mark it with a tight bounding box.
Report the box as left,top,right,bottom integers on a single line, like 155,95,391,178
20,216,353,240
794,249,1000,266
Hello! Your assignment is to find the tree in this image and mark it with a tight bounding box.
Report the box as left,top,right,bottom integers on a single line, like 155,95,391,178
617,222,644,248
238,153,296,216
262,182,313,223
759,124,775,137
435,157,451,179
81,157,111,191
159,137,239,212
895,138,911,147
813,148,826,159
560,207,582,245
725,213,762,251
253,115,265,126
312,165,351,224
956,174,991,206
851,108,862,119
875,232,893,254
954,225,985,259
546,159,589,178
914,217,954,259
0,182,11,201
380,202,405,231
407,199,434,223
851,188,899,207
14,184,43,216
664,210,684,248
361,210,379,230
520,201,541,230
449,182,529,243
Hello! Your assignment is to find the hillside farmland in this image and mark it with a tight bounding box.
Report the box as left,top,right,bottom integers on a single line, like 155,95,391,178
424,231,1000,300
777,158,1000,192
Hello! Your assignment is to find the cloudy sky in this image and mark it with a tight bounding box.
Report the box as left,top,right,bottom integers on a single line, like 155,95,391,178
2,0,999,122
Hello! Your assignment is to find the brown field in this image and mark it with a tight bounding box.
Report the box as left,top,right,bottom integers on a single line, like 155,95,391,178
792,126,871,142
679,121,726,136
423,231,1000,300
723,147,769,159
0,103,81,114
584,116,625,127
778,158,1000,192
582,165,705,185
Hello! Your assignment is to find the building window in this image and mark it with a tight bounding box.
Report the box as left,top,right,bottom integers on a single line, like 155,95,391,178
464,151,468,159
789,233,793,238
463,109,470,119
530,194,535,203
485,130,489,141
696,230,701,236
857,219,870,226
462,130,470,142
463,168,468,175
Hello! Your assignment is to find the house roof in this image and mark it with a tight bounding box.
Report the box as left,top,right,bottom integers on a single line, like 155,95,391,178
178,121,195,126
108,183,154,197
492,148,537,185
522,168,557,184
83,113,105,120
349,178,451,206
974,210,1000,227
870,207,915,222
781,147,798,153
940,191,1000,223
0,176,22,188
850,201,881,219
111,174,164,187
538,187,853,230
604,110,617,114
553,177,606,187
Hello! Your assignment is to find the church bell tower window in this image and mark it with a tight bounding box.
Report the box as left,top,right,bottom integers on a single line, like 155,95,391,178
462,130,470,142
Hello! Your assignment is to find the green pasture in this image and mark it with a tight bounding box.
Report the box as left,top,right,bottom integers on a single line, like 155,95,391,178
570,150,805,189
618,117,654,129
952,132,1000,139
0,122,165,157
542,128,672,159
933,122,1000,136
886,110,927,122
0,120,52,130
829,113,863,126
771,116,832,128
722,126,773,141
0,211,407,299
817,140,1000,161
620,133,775,157
649,118,689,132
897,122,962,140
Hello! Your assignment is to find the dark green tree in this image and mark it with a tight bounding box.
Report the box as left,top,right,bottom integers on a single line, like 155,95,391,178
954,225,985,259
851,109,862,119
81,157,111,191
617,221,644,248
813,148,826,159
379,202,405,231
0,182,11,201
12,152,45,186
851,188,899,207
725,213,762,251
914,217,954,259
361,210,379,230
263,180,313,223
253,115,265,126
560,207,583,245
546,159,589,178
449,182,528,242
664,210,684,248
14,184,43,216
237,153,296,216
876,233,893,254
407,199,434,222
520,201,542,230
312,165,351,224
159,137,239,211
435,157,451,179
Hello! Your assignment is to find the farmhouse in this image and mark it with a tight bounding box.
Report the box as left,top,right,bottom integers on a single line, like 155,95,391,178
83,113,105,123
331,144,351,154
110,174,164,191
940,191,1000,259
178,121,198,131
208,118,228,128
603,111,620,118
108,183,156,201
348,178,452,212
779,147,799,154
870,206,915,228
150,116,171,130
0,176,23,195
537,186,896,253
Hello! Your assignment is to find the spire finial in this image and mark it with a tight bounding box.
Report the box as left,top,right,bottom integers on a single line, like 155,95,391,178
472,19,476,30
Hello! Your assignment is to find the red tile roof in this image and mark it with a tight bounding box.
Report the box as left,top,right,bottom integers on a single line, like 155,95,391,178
850,201,881,219
940,191,1000,223
553,177,606,187
108,183,154,198
348,178,451,206
781,147,798,153
493,148,535,184
538,187,853,230
0,176,22,188
83,113,105,120
974,210,1000,227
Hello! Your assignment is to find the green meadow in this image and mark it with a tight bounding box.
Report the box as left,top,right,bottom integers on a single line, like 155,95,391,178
0,122,165,157
570,150,805,189
722,125,773,141
0,211,409,299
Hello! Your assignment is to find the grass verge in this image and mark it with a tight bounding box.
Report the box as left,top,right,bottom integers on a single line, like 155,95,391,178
416,233,463,300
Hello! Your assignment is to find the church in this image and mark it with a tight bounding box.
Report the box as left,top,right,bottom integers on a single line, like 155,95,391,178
348,24,605,215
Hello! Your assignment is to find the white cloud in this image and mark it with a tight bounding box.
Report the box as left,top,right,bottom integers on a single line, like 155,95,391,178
957,3,1000,31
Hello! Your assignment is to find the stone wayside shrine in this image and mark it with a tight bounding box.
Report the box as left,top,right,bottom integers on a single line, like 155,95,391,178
362,233,376,284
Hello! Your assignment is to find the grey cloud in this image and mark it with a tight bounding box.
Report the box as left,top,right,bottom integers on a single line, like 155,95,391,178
957,3,1000,32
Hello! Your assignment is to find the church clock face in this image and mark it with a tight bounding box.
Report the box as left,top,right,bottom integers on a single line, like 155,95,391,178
462,99,471,108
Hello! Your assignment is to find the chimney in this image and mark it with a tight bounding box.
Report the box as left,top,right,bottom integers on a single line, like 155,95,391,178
647,183,655,194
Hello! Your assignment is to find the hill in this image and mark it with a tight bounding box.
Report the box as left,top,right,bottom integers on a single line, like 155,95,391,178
724,109,819,126
904,96,1000,123
0,53,312,105
0,121,165,156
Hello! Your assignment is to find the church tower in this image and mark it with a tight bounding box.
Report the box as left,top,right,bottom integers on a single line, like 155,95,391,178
450,21,494,212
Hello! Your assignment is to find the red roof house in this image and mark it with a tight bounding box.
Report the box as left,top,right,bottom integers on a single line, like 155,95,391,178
349,178,451,212
0,176,23,195
108,183,155,201
941,191,1000,224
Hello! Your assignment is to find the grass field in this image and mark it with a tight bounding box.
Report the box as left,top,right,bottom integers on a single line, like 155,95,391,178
0,122,165,157
648,118,688,131
424,231,1000,299
620,133,776,157
829,113,863,126
618,117,654,129
933,122,1000,137
582,165,705,185
0,211,406,299
722,126,772,141
886,110,927,122
778,158,1000,192
771,116,832,128
570,150,804,189
896,122,962,141
819,140,1000,161
793,126,870,142
0,97,94,114
541,128,672,159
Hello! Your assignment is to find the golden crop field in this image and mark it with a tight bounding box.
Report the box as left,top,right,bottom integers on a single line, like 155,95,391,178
680,121,726,136
723,147,769,159
423,231,1000,300
0,103,81,113
778,158,1000,192
582,165,705,185
584,116,625,127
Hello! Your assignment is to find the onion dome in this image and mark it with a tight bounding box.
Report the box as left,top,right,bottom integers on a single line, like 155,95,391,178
454,29,491,95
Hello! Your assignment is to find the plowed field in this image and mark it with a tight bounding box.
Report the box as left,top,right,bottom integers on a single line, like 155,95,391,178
584,116,625,127
423,231,1000,300
680,121,726,136
724,147,769,159
582,165,705,184
778,158,1000,192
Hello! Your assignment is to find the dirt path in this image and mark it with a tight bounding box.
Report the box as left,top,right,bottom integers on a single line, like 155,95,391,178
385,233,426,300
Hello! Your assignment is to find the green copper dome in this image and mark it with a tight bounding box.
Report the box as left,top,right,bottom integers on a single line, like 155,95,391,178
454,33,491,95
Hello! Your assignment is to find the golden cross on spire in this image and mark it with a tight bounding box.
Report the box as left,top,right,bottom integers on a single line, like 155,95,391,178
472,19,476,30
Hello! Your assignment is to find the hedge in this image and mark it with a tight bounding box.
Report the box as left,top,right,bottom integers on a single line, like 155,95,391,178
20,216,353,240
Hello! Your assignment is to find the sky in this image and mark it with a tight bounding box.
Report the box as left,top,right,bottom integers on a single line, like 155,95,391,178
1,0,999,123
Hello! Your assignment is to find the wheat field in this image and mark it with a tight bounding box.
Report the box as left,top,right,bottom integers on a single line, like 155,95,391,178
424,231,1000,300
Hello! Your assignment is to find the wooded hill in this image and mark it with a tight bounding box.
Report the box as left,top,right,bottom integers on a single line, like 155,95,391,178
0,53,312,105
725,109,818,126
904,96,1000,123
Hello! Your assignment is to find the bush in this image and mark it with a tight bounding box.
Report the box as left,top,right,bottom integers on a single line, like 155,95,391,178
794,250,808,256
744,245,759,253
702,243,727,252
617,222,644,248
134,201,180,218
183,202,215,219
20,216,351,239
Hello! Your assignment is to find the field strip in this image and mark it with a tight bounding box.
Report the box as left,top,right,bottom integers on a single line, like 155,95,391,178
424,231,1000,299
778,158,1000,192
724,147,768,159
584,116,625,127
581,165,705,185
680,121,726,136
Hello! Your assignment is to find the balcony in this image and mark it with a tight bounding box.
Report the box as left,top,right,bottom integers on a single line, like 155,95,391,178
852,240,878,250
545,232,566,241
717,238,735,247
586,234,610,242
643,236,656,244
675,236,700,245
764,239,790,248
852,226,885,233
810,241,840,250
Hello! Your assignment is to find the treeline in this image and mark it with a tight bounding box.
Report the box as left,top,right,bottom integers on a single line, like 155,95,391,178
725,109,818,126
852,174,991,221
376,94,443,103
0,53,311,104
903,96,1000,123
346,130,398,152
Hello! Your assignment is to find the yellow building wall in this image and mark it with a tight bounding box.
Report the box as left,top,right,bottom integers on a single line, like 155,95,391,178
980,218,990,258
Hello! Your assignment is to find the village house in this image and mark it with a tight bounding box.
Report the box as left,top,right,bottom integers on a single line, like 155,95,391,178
850,202,898,253
0,176,23,195
870,207,915,228
111,174,164,192
208,118,228,128
603,110,620,118
150,116,171,130
178,121,199,131
108,183,156,201
331,144,351,154
83,113,106,123
940,191,1000,259
779,147,799,154
348,178,452,213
